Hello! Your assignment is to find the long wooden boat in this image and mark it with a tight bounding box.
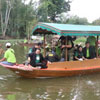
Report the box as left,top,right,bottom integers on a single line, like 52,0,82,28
1,59,100,78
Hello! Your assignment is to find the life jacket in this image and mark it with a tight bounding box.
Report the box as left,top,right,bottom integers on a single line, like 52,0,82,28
47,52,57,62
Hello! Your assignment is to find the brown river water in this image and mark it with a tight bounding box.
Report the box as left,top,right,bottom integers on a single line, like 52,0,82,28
0,43,100,100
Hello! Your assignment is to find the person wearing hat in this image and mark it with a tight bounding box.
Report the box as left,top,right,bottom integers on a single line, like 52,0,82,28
0,43,17,66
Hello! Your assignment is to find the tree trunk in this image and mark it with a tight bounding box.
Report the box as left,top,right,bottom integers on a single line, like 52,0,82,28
0,0,12,38
2,4,12,37
0,12,4,33
0,0,3,33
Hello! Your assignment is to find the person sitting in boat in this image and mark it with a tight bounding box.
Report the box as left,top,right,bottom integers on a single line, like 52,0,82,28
74,46,85,61
32,43,41,53
87,36,96,57
73,44,79,60
28,43,41,54
28,48,47,69
45,48,60,62
83,42,96,59
59,36,74,61
0,43,17,66
24,38,28,44
55,42,61,58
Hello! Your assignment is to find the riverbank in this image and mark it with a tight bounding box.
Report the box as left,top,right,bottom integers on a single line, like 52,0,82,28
0,39,24,43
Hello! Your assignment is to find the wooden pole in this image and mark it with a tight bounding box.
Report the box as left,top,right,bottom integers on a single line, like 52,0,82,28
65,36,68,61
96,36,99,58
28,27,30,43
43,34,46,57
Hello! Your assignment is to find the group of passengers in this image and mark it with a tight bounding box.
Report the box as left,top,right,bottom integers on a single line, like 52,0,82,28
0,36,97,69
73,42,96,61
73,36,96,61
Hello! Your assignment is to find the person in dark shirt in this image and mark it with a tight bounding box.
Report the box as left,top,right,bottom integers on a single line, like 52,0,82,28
28,49,47,69
83,42,96,59
73,45,79,60
75,46,85,61
28,43,41,55
59,36,74,61
45,48,59,62
32,43,41,53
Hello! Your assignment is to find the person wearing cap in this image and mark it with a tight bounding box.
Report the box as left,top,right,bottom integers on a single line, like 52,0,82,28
0,43,17,66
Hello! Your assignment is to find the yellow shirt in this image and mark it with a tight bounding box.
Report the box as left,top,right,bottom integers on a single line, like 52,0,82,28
4,48,16,63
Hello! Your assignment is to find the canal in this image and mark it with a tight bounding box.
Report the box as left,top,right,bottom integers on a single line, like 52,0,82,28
0,43,100,100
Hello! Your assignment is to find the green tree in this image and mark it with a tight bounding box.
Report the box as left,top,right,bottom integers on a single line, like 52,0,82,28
0,0,13,37
37,0,71,22
8,0,36,38
92,18,100,25
0,0,37,38
66,16,89,25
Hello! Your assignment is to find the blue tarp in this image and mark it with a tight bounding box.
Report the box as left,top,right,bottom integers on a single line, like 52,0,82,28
32,23,100,36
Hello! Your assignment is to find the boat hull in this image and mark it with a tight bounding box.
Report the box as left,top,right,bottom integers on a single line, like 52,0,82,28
1,59,100,78
10,67,100,78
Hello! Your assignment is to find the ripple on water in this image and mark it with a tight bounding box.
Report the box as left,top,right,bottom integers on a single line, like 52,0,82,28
0,76,7,81
0,74,15,81
72,94,78,100
0,94,2,97
86,80,94,85
0,94,3,100
36,92,50,100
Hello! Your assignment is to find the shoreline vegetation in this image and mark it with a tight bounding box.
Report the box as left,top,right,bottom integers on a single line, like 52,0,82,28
0,37,87,45
0,39,24,43
0,0,100,39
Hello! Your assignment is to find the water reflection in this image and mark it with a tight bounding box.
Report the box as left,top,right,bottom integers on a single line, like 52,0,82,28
0,75,100,100
0,44,100,100
0,77,78,100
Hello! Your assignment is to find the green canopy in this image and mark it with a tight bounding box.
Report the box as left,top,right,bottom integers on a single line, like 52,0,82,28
32,23,100,36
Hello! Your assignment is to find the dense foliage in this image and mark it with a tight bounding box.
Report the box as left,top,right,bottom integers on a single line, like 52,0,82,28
0,0,100,38
0,0,36,38
37,0,71,22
